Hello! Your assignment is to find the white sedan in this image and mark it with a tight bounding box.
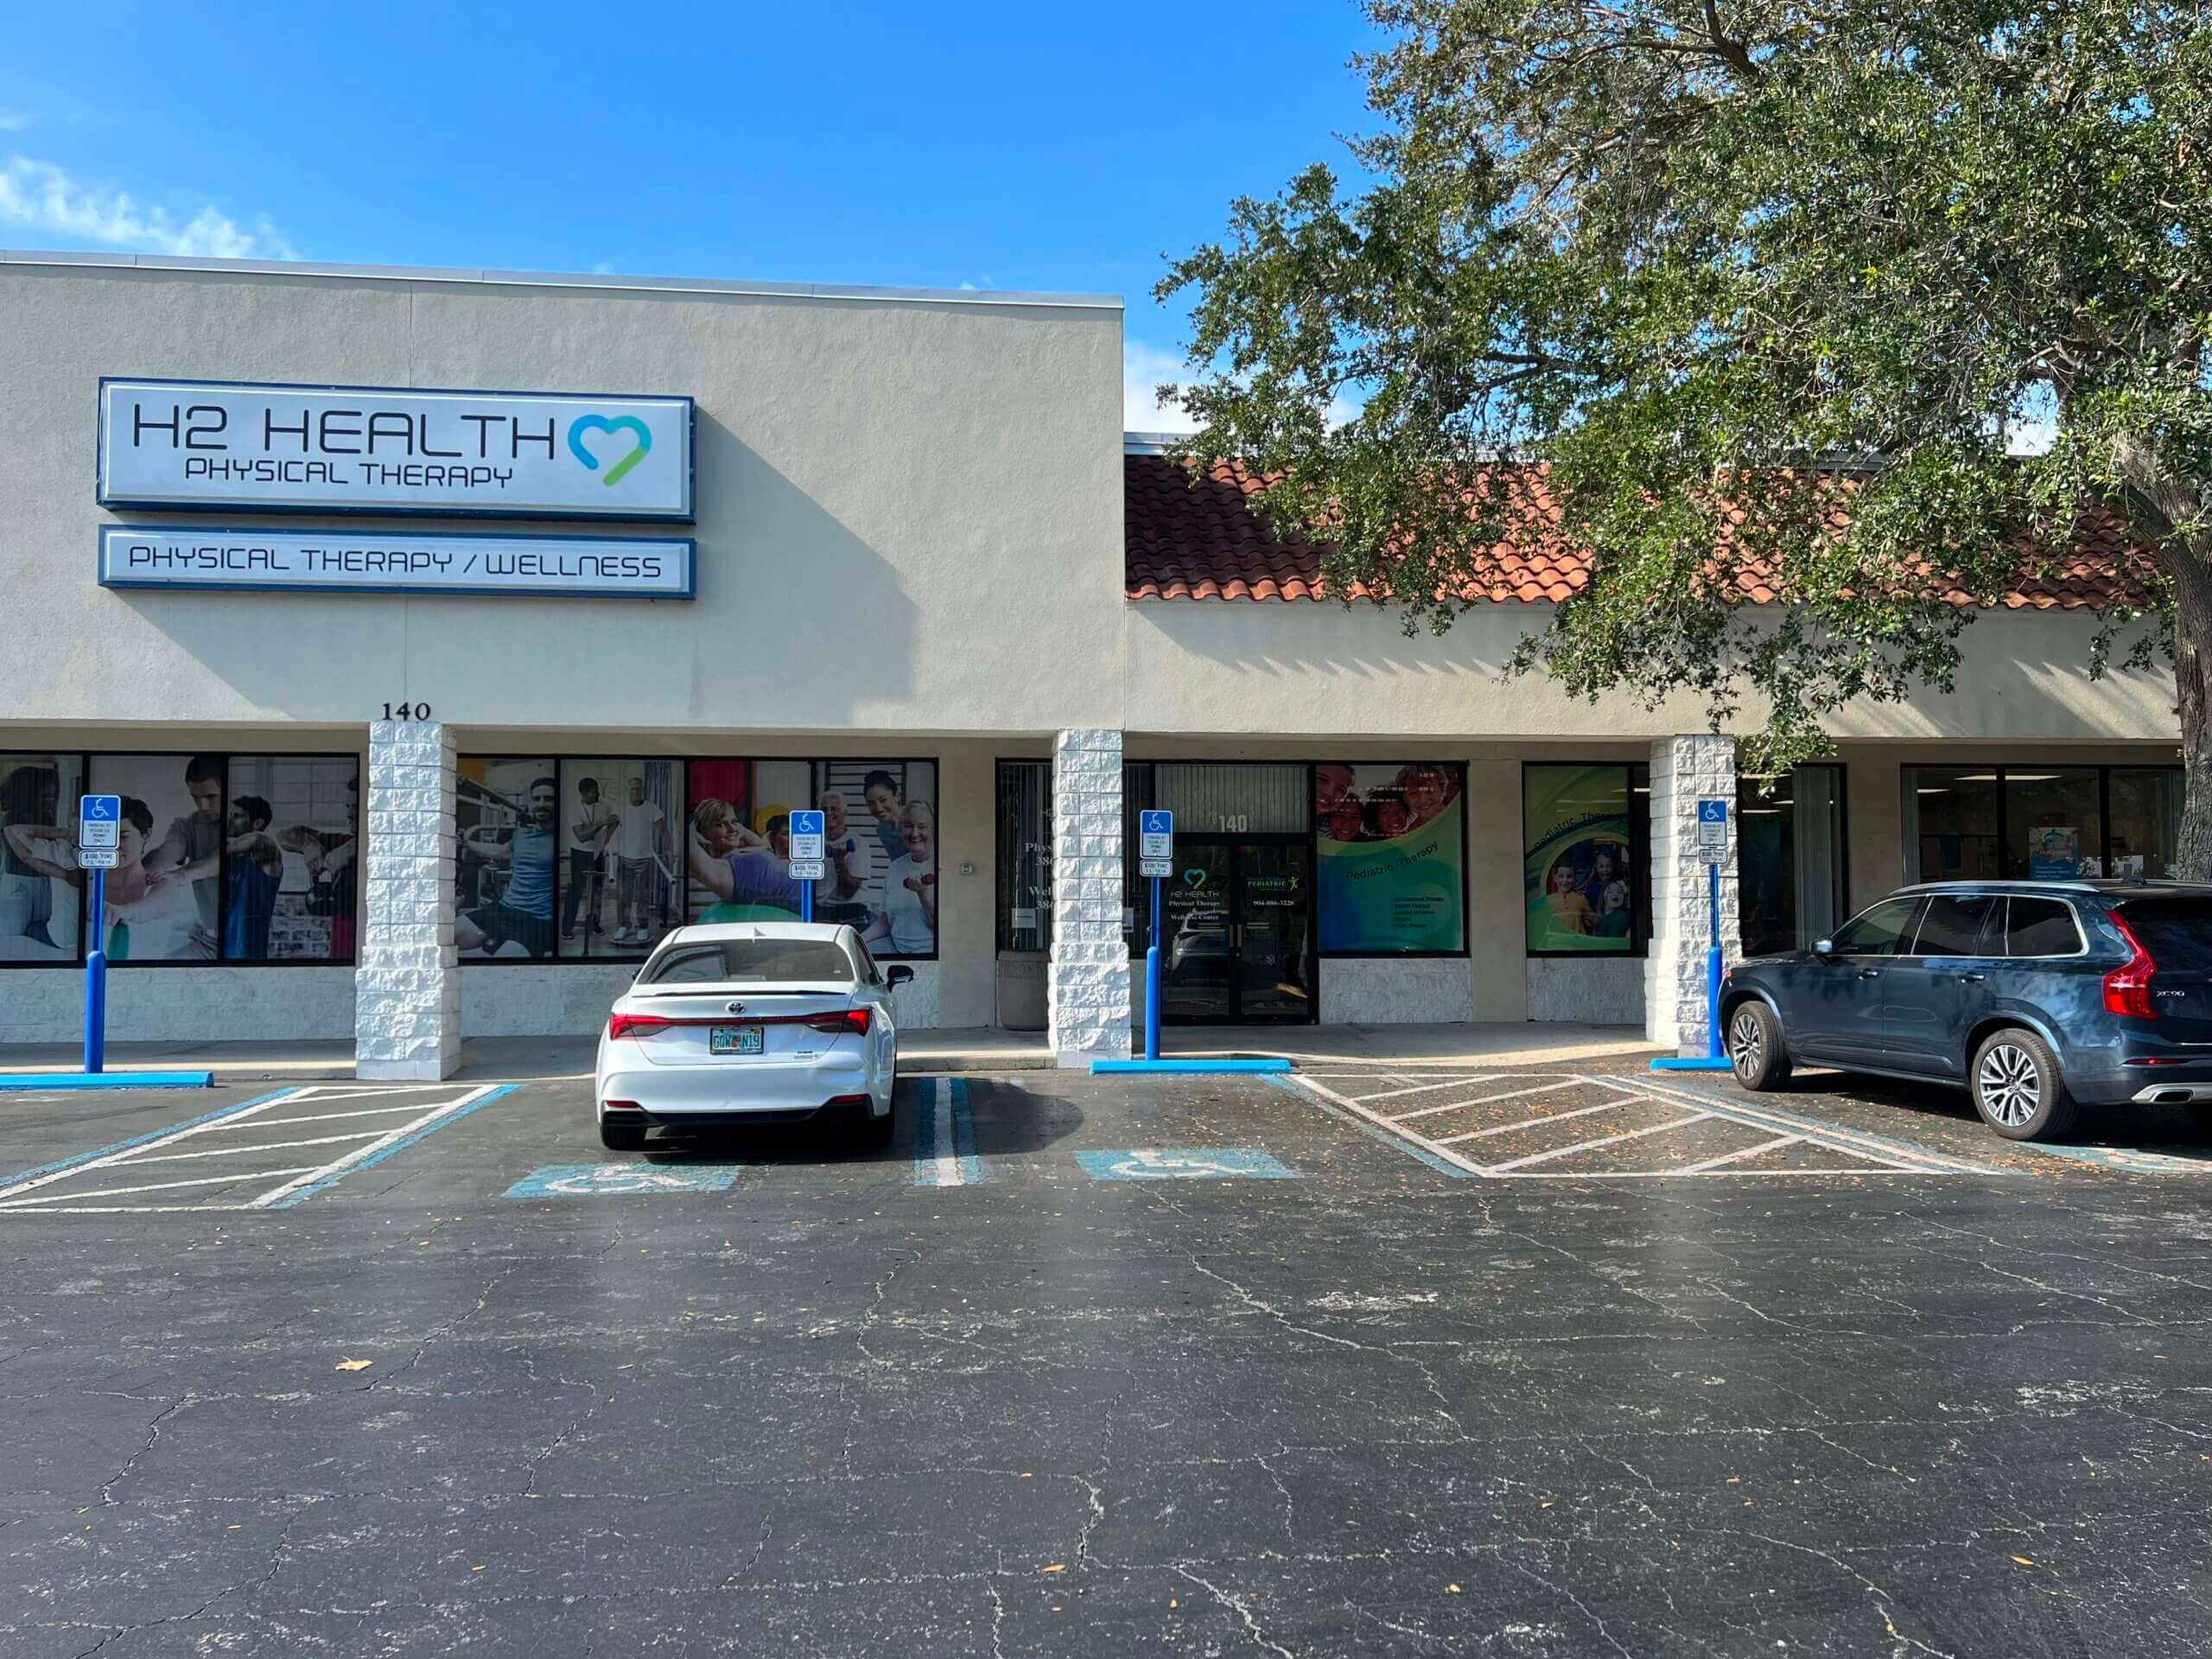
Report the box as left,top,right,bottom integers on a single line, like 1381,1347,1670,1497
594,922,908,1152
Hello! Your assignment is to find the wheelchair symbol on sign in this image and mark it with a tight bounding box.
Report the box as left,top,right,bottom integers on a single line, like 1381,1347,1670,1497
1107,1149,1247,1179
546,1167,696,1196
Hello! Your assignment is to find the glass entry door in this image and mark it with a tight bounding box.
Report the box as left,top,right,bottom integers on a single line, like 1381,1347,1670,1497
1155,838,1313,1024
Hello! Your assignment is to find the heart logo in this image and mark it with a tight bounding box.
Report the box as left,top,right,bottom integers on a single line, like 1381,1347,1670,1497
567,415,652,487
1183,868,1207,888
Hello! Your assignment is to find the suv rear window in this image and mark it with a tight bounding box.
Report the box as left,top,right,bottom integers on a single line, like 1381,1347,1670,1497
1913,894,1999,956
2003,897,2082,958
642,939,856,984
2113,898,2212,971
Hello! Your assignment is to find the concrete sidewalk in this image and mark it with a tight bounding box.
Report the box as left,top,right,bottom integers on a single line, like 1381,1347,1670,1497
0,1022,1656,1084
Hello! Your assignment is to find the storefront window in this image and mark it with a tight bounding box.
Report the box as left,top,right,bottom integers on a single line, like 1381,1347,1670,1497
0,753,86,963
1903,769,2003,881
1523,763,1642,955
2108,769,2184,878
1314,762,1466,953
457,758,560,959
556,760,682,959
225,756,359,962
83,753,227,963
815,760,938,957
1737,766,1846,956
1902,764,2182,882
2004,768,2101,878
1152,762,1308,834
996,761,1052,952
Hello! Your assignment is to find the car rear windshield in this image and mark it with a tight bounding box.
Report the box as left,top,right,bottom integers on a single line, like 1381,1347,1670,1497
2114,898,2212,972
642,939,856,985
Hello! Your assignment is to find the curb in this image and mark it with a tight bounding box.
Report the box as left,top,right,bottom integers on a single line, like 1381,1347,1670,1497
0,1071,214,1091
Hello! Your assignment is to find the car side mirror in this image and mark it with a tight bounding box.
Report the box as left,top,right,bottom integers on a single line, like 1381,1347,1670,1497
886,964,914,988
1812,939,1836,957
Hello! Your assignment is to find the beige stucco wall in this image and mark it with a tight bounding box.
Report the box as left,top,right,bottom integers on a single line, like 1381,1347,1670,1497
1126,599,2177,743
0,261,1126,737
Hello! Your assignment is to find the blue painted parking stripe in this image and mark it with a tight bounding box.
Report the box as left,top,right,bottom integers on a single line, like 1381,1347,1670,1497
1268,1074,1473,1178
258,1085,517,1209
0,1071,213,1091
0,1088,304,1193
913,1077,982,1186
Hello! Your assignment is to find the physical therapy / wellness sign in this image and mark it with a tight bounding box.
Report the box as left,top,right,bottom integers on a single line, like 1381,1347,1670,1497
97,378,695,520
98,525,696,600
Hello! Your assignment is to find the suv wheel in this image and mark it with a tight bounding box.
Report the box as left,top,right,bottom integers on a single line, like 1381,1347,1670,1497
1970,1029,2078,1142
1726,1001,1792,1091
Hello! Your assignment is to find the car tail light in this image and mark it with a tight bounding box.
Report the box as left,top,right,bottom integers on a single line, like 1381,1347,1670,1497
602,1099,645,1113
2103,912,2157,1020
804,1008,870,1037
607,1012,673,1040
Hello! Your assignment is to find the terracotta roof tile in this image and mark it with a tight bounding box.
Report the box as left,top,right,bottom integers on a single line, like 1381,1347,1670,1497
1124,454,2158,610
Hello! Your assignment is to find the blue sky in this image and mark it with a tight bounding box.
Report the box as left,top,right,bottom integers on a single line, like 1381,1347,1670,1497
1,2,1382,429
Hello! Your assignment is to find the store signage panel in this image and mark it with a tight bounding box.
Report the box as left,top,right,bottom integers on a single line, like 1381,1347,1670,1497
99,525,695,600
98,378,695,520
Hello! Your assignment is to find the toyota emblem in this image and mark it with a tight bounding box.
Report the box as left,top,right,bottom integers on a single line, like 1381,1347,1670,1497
726,1001,746,1014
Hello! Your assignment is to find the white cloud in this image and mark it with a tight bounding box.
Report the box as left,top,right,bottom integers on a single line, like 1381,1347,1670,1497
1124,339,1199,434
0,155,296,259
592,261,615,275
1123,338,1366,435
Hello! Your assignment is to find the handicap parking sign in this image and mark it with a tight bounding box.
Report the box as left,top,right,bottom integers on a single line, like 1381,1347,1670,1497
504,1163,741,1198
1139,809,1174,862
78,794,122,850
1074,1147,1298,1181
788,809,826,863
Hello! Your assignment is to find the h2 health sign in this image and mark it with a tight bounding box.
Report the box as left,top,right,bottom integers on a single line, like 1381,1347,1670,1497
99,526,695,600
99,378,695,521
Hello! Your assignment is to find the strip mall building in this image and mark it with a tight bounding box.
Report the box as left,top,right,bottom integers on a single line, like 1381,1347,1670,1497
0,251,2182,1075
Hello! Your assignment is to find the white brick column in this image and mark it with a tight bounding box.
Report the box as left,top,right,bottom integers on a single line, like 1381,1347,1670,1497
1048,728,1132,1067
354,721,461,1080
1644,734,1740,1055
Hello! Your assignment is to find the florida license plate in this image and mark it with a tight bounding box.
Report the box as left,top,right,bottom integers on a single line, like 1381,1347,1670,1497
709,1026,764,1056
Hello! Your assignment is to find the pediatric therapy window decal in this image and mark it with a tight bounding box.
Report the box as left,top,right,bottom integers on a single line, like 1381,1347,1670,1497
98,526,695,600
1313,762,1467,954
97,378,695,521
1523,764,1642,956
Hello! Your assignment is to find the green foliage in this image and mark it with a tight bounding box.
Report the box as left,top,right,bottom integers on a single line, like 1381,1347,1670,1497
1161,1,2209,776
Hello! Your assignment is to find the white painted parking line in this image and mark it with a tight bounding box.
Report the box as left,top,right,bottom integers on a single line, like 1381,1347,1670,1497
1479,1112,1713,1172
1351,1074,1542,1105
243,1103,445,1129
1388,1081,1573,1122
1680,1134,1806,1173
1431,1096,1646,1141
1397,1092,1628,1132
913,1077,981,1187
0,1081,517,1216
103,1131,390,1167
0,1168,321,1209
1290,1071,1979,1179
0,1088,313,1205
250,1085,507,1209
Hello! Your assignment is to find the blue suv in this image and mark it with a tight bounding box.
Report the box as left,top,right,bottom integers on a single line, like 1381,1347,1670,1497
1719,881,2212,1141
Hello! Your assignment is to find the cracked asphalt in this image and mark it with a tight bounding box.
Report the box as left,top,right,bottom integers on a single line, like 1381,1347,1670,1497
2,1063,2209,1656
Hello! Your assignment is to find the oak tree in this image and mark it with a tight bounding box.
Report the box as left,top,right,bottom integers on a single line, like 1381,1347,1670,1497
1162,2,2211,867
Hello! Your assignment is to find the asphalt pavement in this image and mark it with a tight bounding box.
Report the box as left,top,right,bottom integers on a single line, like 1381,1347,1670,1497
2,1058,2209,1656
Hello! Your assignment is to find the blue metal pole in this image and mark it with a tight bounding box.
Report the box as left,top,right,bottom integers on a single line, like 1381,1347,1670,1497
1145,875,1162,1061
800,874,813,924
85,867,106,1075
1705,860,1724,1059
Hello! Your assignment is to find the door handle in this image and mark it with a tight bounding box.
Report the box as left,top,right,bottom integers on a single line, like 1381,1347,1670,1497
1956,972,1986,983
1857,969,1880,980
